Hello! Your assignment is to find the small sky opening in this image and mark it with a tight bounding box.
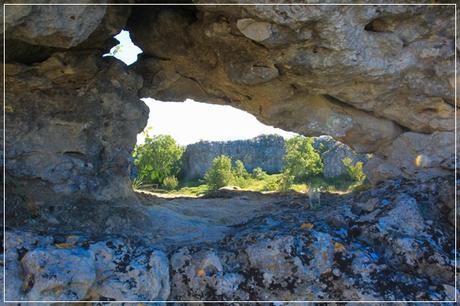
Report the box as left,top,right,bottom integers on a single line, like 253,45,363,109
138,98,298,146
103,30,143,65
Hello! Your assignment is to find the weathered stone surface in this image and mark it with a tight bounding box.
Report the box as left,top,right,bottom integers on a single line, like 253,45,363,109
5,4,107,48
5,51,148,209
168,177,455,301
4,176,456,301
182,135,286,179
21,247,96,301
364,131,455,183
5,232,170,302
87,240,170,301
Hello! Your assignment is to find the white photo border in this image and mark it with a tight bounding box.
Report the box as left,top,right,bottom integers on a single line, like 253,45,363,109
2,2,457,304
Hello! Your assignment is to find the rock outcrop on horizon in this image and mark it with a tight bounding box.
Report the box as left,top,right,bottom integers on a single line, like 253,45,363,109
182,135,286,179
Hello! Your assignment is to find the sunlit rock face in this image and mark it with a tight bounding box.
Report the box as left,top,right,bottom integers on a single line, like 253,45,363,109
4,4,455,209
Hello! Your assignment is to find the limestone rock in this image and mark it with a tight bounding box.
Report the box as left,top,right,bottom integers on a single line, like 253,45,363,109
5,51,149,210
364,131,455,184
5,232,170,302
21,248,96,301
5,4,454,208
237,18,272,42
168,177,455,301
182,135,285,179
88,240,170,301
5,4,107,48
313,136,369,178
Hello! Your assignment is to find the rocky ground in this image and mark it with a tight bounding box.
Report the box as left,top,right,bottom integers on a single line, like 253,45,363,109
3,177,457,302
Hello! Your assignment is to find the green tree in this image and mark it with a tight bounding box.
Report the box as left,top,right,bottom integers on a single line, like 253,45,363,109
133,132,184,185
342,158,366,182
233,160,249,179
205,155,235,190
283,136,323,182
252,167,268,180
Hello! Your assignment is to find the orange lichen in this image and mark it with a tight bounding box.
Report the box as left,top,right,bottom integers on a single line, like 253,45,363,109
300,223,314,229
55,242,75,249
197,269,206,277
334,242,346,253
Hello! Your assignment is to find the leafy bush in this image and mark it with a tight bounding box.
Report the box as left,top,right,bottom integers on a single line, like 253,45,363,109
252,167,268,180
342,158,366,182
278,173,294,191
233,160,250,179
133,132,184,185
263,180,279,191
205,155,235,190
283,136,323,182
163,176,179,190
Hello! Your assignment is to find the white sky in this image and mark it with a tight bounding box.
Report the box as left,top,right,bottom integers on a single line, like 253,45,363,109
138,99,298,145
102,31,298,145
103,30,142,65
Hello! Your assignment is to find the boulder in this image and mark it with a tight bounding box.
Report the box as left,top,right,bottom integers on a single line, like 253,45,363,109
313,136,369,178
21,248,96,301
5,232,170,302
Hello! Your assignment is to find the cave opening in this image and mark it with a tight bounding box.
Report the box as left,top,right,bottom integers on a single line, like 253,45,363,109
130,97,369,199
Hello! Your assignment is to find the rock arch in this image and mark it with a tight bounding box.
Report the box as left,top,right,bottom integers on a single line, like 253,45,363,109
4,3,456,210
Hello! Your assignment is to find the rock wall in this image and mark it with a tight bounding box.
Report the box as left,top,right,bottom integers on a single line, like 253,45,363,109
4,3,456,223
182,135,286,179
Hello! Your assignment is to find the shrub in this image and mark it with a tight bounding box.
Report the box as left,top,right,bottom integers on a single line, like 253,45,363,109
252,167,268,180
163,176,179,190
205,155,235,190
233,160,250,179
342,158,366,182
283,136,323,182
278,173,294,192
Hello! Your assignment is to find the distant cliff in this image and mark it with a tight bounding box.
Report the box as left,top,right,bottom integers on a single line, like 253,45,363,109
182,135,285,180
181,135,369,180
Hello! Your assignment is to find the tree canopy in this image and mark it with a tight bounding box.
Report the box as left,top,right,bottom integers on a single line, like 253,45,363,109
133,132,184,185
283,135,323,182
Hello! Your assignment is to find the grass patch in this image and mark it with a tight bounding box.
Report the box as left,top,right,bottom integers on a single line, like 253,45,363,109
136,174,369,196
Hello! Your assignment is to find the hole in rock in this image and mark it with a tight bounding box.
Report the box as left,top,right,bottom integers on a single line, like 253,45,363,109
130,98,367,205
103,30,143,65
